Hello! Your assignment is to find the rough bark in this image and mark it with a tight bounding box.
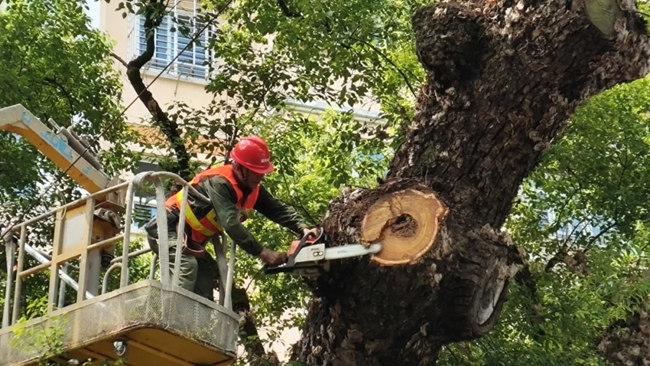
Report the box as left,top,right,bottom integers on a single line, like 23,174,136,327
295,0,650,365
125,0,192,181
231,287,281,365
597,270,650,365
598,306,650,365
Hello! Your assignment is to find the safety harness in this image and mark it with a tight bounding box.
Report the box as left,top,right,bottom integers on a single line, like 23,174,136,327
164,165,259,255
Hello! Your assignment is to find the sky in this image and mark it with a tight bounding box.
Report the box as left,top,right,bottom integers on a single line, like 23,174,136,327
86,0,100,29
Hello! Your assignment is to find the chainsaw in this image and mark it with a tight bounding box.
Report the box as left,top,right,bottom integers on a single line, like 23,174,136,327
264,229,382,278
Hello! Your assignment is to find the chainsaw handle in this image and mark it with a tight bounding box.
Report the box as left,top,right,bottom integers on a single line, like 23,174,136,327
264,234,309,274
262,251,290,273
264,229,327,276
301,226,323,242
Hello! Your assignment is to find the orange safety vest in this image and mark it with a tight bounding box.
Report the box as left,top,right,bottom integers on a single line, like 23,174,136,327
165,164,259,244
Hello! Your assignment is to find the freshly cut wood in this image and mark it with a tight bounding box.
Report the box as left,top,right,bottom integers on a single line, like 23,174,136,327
360,189,447,265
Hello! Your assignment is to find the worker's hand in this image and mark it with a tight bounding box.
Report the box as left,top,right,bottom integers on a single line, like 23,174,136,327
259,248,287,266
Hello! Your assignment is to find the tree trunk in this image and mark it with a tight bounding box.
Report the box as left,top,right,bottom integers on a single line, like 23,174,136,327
294,0,650,365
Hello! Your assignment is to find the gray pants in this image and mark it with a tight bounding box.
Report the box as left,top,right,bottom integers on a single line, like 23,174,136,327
145,212,217,301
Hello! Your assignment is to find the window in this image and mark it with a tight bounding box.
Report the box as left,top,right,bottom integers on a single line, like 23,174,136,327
128,5,214,81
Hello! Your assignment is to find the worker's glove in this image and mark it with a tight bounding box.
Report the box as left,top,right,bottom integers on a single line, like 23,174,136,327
258,248,287,267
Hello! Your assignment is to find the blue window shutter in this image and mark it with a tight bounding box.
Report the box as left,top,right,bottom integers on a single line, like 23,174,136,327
154,15,170,69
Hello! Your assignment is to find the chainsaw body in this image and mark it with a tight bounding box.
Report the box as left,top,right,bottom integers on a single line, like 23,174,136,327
264,230,382,278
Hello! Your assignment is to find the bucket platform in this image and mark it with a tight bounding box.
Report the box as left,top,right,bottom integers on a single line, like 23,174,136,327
0,170,240,366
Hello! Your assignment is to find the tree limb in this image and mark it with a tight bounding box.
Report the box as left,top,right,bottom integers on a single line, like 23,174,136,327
111,52,128,67
350,36,418,98
583,221,617,253
295,0,650,362
277,0,301,18
125,0,192,180
545,213,593,272
43,77,76,117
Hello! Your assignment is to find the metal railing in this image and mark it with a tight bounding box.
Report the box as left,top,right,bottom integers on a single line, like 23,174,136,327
1,171,236,328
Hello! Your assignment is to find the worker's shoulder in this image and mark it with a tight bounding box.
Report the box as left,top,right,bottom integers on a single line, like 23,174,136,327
206,173,230,184
199,174,236,195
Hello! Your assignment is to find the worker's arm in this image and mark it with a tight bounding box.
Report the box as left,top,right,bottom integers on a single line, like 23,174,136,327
202,177,264,256
254,185,309,234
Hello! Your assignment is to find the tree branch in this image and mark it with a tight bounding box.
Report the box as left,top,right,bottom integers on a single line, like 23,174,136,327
583,221,617,253
277,0,301,18
111,52,128,67
125,0,192,180
545,213,593,272
43,77,76,117
350,36,418,98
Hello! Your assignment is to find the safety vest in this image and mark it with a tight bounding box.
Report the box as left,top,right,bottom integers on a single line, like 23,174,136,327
165,165,259,243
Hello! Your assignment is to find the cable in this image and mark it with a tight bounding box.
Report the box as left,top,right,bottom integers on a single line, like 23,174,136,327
1,1,233,239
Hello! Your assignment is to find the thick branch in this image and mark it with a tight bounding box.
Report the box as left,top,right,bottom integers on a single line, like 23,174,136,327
389,0,650,229
296,180,520,364
125,0,192,180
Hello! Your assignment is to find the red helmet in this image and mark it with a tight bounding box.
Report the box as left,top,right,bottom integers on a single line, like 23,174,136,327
229,136,275,174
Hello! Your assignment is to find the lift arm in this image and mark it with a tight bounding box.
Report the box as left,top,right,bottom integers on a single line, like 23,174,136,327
0,104,113,195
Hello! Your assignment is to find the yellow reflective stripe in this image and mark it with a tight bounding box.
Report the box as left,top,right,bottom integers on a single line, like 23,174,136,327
204,210,224,232
174,186,253,237
175,190,219,236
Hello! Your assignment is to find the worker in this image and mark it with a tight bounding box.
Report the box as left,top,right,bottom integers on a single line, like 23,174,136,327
144,136,318,301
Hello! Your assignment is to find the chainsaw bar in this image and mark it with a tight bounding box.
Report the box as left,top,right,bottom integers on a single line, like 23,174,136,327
264,234,382,277
324,243,382,260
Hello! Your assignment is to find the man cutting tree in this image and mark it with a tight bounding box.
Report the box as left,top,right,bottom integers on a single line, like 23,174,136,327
145,136,318,300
